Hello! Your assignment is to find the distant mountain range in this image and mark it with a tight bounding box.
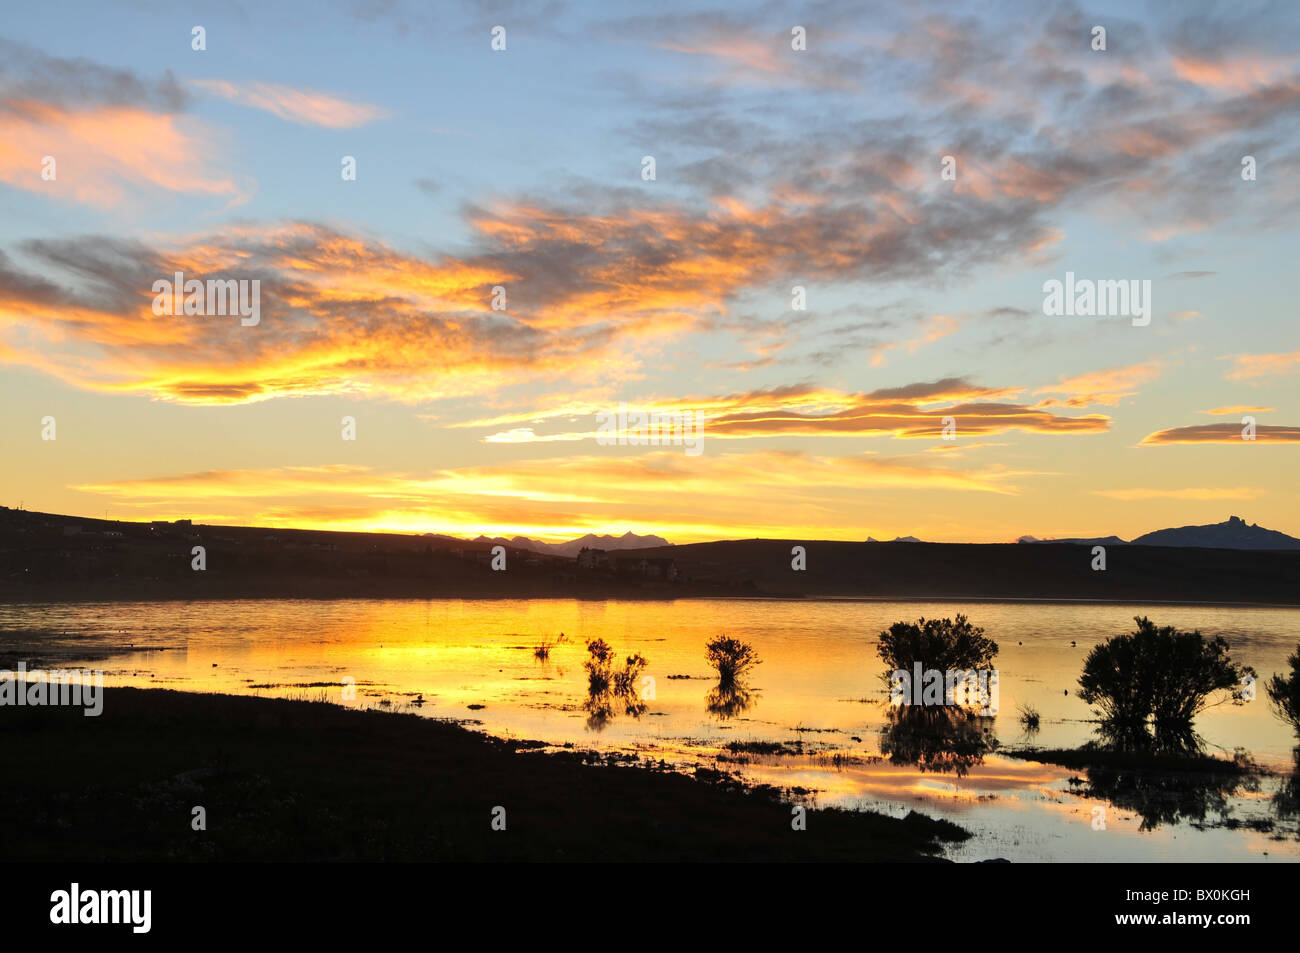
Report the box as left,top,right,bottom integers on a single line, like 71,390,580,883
465,517,1300,553
1017,535,1127,546
468,531,672,557
1019,516,1300,550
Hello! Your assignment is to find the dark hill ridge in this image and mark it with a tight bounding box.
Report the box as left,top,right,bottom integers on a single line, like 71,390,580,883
1,507,1297,604
624,537,1300,604
1131,515,1300,550
1018,517,1300,550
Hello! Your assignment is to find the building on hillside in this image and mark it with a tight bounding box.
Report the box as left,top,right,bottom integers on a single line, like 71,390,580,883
576,547,610,570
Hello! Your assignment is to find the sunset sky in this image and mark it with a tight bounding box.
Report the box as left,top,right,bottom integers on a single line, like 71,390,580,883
2,0,1297,543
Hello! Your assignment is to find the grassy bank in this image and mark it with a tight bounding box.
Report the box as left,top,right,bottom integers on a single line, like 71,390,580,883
0,688,967,861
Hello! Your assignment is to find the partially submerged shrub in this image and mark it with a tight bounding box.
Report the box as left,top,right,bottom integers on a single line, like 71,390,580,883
877,615,998,674
1077,617,1252,727
1266,644,1300,733
612,653,648,699
1018,703,1040,732
705,636,761,686
584,640,648,724
584,638,615,695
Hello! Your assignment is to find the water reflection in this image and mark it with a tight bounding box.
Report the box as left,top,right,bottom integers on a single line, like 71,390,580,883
879,706,998,777
1057,724,1261,832
705,680,757,719
1093,720,1206,756
1274,748,1300,830
582,638,648,731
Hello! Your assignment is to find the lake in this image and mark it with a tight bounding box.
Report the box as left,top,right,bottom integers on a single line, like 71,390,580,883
4,597,1299,862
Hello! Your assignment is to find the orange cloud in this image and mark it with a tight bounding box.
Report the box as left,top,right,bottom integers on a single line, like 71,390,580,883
1222,350,1300,381
1140,423,1300,444
708,403,1107,440
0,100,242,207
0,221,679,404
660,36,790,78
1171,55,1297,92
192,79,391,128
454,384,854,430
452,379,1100,444
1201,405,1276,415
1034,360,1165,407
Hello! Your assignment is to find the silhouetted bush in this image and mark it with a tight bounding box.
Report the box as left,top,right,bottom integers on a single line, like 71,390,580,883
612,653,648,699
1266,644,1300,733
1018,703,1040,732
705,636,761,686
1077,617,1252,726
584,638,615,695
583,640,648,728
877,615,998,674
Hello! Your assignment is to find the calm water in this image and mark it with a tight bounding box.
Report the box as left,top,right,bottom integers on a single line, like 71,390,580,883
5,597,1299,862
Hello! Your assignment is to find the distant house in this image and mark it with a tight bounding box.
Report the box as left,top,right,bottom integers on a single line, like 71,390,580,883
62,525,82,537
577,547,610,570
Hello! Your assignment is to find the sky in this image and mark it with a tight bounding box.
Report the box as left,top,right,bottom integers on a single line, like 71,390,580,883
1,0,1297,544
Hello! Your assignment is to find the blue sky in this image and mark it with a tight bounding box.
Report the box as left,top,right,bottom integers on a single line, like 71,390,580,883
1,0,1298,542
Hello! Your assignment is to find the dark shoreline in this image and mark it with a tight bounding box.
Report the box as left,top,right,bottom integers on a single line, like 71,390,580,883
0,687,969,862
